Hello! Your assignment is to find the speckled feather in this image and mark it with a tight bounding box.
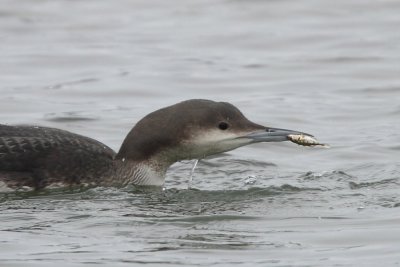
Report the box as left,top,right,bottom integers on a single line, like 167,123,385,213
0,124,116,189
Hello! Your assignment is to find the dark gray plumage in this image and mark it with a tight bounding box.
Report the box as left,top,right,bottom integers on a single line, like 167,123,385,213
0,125,115,189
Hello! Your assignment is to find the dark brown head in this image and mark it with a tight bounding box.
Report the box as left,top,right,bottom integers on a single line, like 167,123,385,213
116,99,305,164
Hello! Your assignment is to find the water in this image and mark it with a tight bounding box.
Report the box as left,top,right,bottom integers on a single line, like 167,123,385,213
1,0,400,266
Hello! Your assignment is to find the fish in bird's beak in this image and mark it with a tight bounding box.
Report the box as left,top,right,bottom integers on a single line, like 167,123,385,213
244,127,328,147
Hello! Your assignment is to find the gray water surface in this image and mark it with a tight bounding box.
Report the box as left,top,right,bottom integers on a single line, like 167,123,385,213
1,0,400,266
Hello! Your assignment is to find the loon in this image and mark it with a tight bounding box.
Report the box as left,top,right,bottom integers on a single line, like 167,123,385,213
0,99,311,190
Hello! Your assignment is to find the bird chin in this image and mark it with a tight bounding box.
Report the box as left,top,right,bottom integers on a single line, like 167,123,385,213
182,138,252,160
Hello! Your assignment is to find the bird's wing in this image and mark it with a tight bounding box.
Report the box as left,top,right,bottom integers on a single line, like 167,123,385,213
0,124,116,187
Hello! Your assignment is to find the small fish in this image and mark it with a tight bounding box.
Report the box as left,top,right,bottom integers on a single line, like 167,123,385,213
287,134,329,148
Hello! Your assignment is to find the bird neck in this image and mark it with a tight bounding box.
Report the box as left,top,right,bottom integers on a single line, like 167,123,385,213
113,156,171,186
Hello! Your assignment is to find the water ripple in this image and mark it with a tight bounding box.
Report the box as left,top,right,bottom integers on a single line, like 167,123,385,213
44,111,99,122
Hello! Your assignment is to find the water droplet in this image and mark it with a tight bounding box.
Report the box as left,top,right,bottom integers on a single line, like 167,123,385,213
188,159,199,189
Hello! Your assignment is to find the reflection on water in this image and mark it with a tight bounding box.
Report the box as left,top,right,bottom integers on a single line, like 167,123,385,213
1,0,400,266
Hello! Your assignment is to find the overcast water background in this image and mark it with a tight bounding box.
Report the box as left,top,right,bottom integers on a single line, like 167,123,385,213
1,0,400,266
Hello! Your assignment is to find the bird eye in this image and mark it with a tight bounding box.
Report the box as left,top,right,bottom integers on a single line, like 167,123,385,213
218,122,229,130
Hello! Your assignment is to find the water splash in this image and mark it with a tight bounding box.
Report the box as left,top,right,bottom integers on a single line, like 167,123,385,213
244,175,257,185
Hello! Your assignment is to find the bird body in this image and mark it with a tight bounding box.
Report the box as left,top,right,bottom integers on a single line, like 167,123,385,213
0,99,312,191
